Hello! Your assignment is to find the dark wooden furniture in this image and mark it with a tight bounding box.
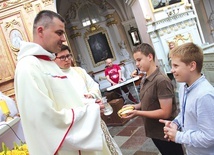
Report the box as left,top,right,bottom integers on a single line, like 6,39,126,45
101,97,128,126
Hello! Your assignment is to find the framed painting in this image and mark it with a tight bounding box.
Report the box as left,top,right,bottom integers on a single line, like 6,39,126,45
149,0,183,12
85,27,115,67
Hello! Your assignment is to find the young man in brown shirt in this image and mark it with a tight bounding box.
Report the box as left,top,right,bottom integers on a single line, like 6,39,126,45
122,43,184,155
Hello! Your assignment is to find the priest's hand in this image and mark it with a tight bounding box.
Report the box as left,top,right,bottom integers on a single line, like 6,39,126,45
84,94,93,99
95,99,105,114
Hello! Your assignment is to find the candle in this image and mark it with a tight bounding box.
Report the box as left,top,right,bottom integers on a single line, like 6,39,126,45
0,99,10,115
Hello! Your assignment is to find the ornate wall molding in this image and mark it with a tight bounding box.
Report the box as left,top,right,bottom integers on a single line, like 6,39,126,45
147,10,196,33
4,19,20,30
101,9,117,27
42,0,53,6
23,2,33,12
70,32,81,39
0,0,24,10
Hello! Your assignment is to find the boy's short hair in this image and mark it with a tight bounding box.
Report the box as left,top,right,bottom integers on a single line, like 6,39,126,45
55,44,72,57
169,42,203,73
133,43,156,60
61,44,71,53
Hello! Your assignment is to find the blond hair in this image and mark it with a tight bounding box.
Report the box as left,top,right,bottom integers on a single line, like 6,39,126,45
169,42,203,73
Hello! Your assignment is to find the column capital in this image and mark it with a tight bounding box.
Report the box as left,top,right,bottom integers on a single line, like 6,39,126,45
124,0,137,6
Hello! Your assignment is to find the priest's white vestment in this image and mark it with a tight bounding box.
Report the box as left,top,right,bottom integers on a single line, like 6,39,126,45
15,41,122,155
61,66,101,100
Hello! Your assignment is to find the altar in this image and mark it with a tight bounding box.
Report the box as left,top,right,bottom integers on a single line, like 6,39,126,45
0,117,25,151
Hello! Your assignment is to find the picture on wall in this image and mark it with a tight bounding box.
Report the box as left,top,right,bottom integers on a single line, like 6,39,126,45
128,27,141,46
149,0,183,12
85,27,115,67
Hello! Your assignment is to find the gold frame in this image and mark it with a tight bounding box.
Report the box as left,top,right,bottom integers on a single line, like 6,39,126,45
9,28,24,52
84,26,115,67
149,0,184,12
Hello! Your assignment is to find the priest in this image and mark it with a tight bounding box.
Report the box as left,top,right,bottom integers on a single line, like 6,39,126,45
15,10,121,155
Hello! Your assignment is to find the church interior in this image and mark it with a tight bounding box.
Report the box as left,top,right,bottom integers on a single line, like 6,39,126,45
1,0,214,154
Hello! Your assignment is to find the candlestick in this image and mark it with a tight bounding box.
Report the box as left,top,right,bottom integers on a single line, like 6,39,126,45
0,99,9,114
185,2,192,10
145,15,152,22
0,99,13,122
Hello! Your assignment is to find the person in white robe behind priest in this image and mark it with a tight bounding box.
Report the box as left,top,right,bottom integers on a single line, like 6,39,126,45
54,44,101,100
15,10,122,155
54,44,121,153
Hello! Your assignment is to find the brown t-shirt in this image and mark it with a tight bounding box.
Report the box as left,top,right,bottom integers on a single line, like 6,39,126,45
139,67,177,141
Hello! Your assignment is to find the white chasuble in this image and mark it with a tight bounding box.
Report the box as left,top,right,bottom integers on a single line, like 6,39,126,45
15,42,122,155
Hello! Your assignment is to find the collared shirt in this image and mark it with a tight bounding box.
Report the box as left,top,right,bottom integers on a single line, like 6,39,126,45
140,67,177,140
175,75,214,155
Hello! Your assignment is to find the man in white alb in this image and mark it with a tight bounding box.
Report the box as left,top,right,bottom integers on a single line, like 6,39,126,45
15,10,122,155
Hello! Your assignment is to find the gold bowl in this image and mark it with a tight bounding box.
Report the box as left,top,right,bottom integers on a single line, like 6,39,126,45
117,106,134,118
